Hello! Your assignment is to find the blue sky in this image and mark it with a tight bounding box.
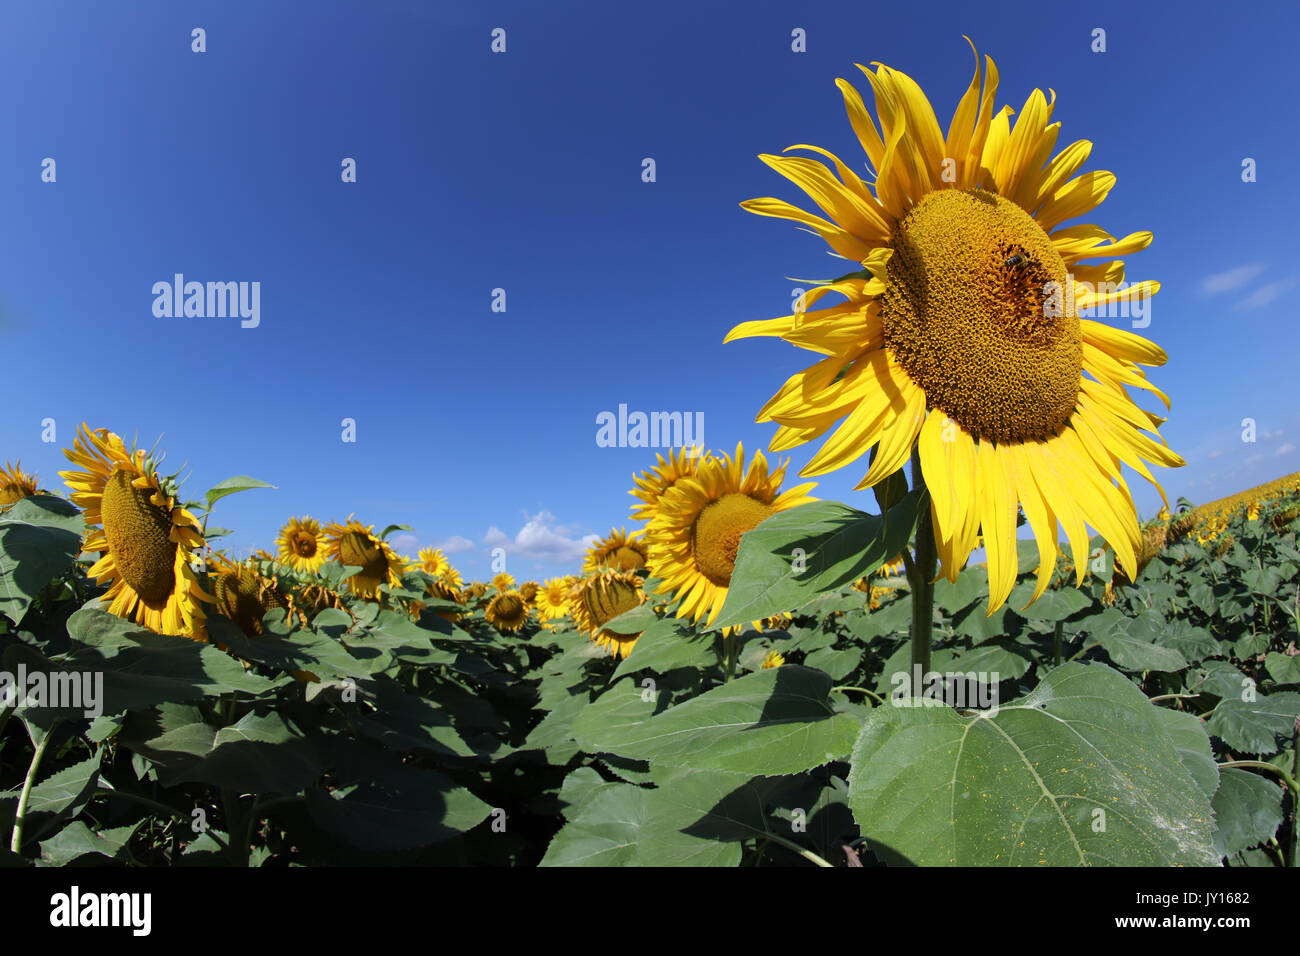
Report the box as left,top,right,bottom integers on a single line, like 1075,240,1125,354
1,0,1297,581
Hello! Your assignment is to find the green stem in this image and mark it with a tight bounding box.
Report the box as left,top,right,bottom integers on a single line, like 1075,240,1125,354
724,634,738,683
905,460,936,678
832,686,885,705
9,721,59,853
762,831,834,868
1053,621,1064,667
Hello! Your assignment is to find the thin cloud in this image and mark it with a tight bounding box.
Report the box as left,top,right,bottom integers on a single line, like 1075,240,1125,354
482,510,598,564
1201,262,1267,295
436,535,475,554
1278,443,1296,457
1235,276,1297,311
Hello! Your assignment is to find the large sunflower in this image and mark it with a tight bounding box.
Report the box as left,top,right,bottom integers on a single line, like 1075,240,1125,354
571,569,647,659
59,425,210,640
323,517,405,599
276,515,327,574
485,589,529,633
629,447,709,523
727,41,1182,612
583,528,650,573
0,460,40,510
645,442,817,628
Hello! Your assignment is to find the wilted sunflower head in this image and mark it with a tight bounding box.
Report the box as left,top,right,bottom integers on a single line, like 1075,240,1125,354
485,589,529,633
646,442,816,629
0,460,40,510
208,553,293,636
58,424,211,641
629,446,709,523
491,571,516,592
584,528,650,573
276,516,326,574
323,517,405,599
571,569,647,659
728,39,1182,615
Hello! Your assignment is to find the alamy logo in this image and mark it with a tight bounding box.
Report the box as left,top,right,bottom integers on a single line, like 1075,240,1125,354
152,274,260,328
49,886,151,936
595,404,703,450
0,664,103,719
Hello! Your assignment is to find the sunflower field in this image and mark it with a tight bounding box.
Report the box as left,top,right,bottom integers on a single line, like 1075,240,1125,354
2,29,1298,878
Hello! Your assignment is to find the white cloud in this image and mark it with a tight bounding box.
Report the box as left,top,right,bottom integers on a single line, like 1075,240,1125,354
1277,443,1296,457
388,533,420,554
1206,448,1225,459
437,535,475,554
482,510,598,564
1201,262,1267,295
1235,276,1297,311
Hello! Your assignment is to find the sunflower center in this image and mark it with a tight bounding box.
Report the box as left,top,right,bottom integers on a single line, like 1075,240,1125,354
583,576,642,633
338,531,387,580
292,532,317,558
494,594,524,621
691,493,775,587
100,469,177,605
610,545,646,571
880,188,1082,444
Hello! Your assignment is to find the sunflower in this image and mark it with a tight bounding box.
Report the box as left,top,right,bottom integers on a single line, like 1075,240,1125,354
645,442,816,629
208,552,295,636
491,571,516,592
439,565,464,589
0,460,40,510
416,547,451,578
880,552,907,577
727,41,1182,614
629,446,709,523
276,516,327,574
323,517,405,599
571,569,647,659
583,528,650,573
519,580,540,604
535,577,573,621
58,424,210,640
762,649,786,669
485,589,529,633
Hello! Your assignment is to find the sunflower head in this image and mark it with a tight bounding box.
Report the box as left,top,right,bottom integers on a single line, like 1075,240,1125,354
518,580,540,604
762,649,786,669
646,442,816,628
629,446,709,523
323,517,405,599
535,577,573,622
0,460,40,510
208,553,294,636
491,571,516,592
485,589,530,633
58,424,211,641
276,516,326,574
583,528,650,573
729,41,1182,614
416,547,451,578
571,569,647,659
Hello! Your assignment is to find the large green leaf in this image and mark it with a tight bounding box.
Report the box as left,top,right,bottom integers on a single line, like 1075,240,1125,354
847,662,1219,865
712,492,924,630
573,666,858,776
611,616,715,680
1206,692,1300,756
0,495,83,624
1210,768,1284,857
202,475,275,509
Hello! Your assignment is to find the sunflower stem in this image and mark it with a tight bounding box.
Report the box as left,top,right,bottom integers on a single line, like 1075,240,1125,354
906,461,936,679
1053,621,1064,667
725,634,738,683
10,720,59,854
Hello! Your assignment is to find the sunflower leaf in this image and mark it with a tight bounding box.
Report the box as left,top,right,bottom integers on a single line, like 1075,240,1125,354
379,524,412,540
202,475,276,509
711,491,924,631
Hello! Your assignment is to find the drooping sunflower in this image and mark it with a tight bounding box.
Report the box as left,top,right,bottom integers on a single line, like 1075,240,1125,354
58,424,211,640
485,589,529,633
645,442,817,628
583,528,650,573
571,569,647,659
0,460,40,510
519,580,540,604
491,571,516,592
727,41,1182,613
535,577,573,622
629,446,709,523
276,516,327,574
323,517,405,599
208,552,296,636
